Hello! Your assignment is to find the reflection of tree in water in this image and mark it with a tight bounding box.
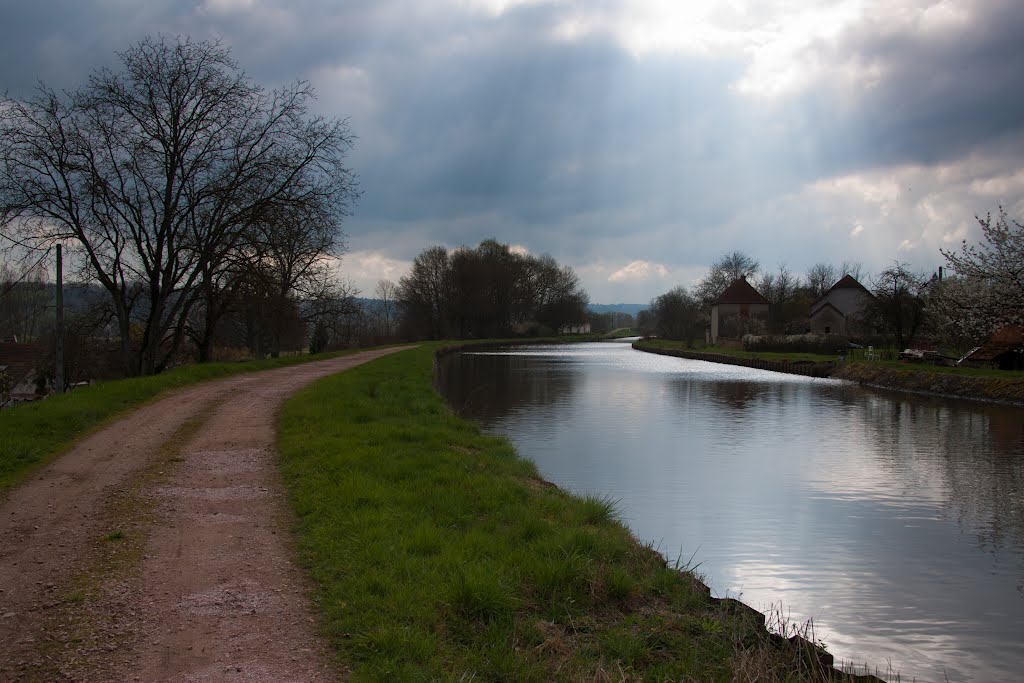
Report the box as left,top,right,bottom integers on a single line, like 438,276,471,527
857,391,1024,588
689,379,770,412
434,352,576,428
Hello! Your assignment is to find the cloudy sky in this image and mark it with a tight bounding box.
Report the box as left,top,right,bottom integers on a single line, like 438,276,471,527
5,0,1024,302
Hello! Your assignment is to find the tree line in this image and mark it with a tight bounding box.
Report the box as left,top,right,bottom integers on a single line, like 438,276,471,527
396,239,588,339
643,210,1024,356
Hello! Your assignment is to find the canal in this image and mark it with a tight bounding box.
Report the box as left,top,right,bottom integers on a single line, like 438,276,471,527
435,340,1024,682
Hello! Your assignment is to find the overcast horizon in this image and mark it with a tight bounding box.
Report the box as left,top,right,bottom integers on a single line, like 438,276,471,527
4,0,1023,303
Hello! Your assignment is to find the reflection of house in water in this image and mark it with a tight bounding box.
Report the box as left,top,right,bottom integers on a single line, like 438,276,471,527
960,326,1024,371
709,277,769,343
808,274,874,335
700,380,769,411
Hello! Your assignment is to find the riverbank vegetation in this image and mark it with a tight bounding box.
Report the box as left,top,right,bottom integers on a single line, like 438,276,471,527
633,337,1024,403
0,350,356,493
276,344,846,681
636,337,1024,379
642,211,1023,372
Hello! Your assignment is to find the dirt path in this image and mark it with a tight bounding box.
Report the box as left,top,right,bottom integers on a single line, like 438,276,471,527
0,347,411,682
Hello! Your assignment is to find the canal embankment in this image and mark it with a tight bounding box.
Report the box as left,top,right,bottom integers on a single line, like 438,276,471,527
831,361,1024,405
631,340,837,377
633,338,1024,406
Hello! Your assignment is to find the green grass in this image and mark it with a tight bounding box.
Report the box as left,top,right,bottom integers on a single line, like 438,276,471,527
604,327,641,339
0,349,359,493
277,343,826,681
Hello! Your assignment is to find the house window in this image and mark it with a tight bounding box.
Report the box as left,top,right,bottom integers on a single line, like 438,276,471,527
825,326,831,334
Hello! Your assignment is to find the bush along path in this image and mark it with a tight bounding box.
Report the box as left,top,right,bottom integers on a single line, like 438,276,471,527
0,347,409,682
277,344,876,682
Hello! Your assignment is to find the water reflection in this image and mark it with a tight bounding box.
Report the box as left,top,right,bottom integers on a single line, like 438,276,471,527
436,343,1024,682
435,350,577,425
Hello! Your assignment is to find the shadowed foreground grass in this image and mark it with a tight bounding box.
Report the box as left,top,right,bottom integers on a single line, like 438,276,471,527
0,350,357,493
277,344,833,681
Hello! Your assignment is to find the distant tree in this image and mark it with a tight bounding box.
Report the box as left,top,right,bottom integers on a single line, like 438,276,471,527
0,260,51,340
636,309,655,336
650,286,703,346
756,263,799,332
939,207,1024,331
591,310,634,333
839,260,865,283
397,241,587,339
374,279,399,338
398,246,452,339
865,262,928,350
589,312,614,335
695,251,760,306
805,262,838,299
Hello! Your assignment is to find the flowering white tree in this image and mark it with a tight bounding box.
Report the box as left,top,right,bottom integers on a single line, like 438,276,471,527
939,208,1024,336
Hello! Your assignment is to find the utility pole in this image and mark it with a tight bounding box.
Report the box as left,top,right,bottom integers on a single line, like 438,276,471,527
55,244,64,394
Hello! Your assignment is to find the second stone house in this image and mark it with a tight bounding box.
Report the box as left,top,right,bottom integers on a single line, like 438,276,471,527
808,274,873,335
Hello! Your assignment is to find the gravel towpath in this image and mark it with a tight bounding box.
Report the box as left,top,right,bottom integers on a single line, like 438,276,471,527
0,347,411,682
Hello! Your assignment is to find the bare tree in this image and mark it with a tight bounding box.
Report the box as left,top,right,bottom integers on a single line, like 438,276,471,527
374,279,398,338
805,262,839,299
0,36,358,374
865,262,928,350
695,251,760,306
756,263,799,332
0,259,51,340
839,260,864,282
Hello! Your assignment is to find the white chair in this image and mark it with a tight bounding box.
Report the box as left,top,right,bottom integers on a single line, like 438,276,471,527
866,345,876,360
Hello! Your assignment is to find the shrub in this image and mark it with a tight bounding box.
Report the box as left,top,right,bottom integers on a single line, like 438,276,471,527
742,333,850,355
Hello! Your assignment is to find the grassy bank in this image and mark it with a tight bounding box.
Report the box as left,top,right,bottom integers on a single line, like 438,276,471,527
276,344,836,681
0,350,357,493
832,362,1024,404
635,338,1024,403
636,338,838,363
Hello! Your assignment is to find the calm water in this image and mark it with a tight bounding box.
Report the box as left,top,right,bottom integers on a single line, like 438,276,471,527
435,340,1024,682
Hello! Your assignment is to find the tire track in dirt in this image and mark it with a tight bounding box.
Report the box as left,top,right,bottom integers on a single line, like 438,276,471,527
0,347,411,681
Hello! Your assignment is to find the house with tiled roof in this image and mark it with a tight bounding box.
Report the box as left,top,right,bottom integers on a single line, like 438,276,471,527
710,277,769,343
808,274,874,336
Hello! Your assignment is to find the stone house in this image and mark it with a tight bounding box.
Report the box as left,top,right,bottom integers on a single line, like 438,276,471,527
710,277,769,343
808,275,873,336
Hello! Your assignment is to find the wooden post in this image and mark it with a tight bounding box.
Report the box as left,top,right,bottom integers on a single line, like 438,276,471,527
55,244,64,394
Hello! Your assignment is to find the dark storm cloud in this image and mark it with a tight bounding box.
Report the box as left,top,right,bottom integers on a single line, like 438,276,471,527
795,0,1024,172
3,1,1024,300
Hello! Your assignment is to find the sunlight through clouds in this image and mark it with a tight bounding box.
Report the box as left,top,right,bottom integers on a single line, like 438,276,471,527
2,0,1022,303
